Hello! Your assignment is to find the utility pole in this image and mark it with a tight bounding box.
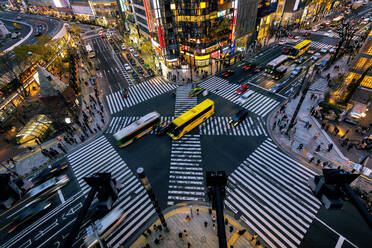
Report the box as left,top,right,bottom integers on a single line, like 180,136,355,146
286,65,317,135
137,167,168,231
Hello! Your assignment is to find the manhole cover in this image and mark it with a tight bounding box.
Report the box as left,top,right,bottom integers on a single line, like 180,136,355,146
200,236,207,243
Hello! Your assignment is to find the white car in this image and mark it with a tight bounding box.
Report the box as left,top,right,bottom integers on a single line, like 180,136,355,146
128,47,134,52
320,47,328,53
291,66,303,76
121,44,126,50
311,52,321,61
133,52,139,57
237,90,254,104
124,63,132,72
329,48,336,54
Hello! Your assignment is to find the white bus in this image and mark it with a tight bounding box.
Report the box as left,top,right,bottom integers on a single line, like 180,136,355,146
113,111,161,147
266,55,289,74
84,208,126,248
86,44,95,58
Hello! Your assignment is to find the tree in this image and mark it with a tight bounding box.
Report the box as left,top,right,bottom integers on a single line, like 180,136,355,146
37,34,51,46
70,24,82,35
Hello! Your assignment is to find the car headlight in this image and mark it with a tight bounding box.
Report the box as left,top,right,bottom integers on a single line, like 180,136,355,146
228,120,232,124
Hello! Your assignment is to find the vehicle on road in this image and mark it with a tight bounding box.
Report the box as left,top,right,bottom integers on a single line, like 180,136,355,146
114,112,161,147
130,59,136,66
320,47,328,54
121,88,129,98
269,84,280,93
266,55,288,74
242,63,256,72
307,48,316,55
235,84,249,95
31,162,69,186
272,65,288,80
311,52,321,61
6,201,51,234
288,40,312,59
221,70,234,78
133,52,139,57
344,103,368,124
228,109,248,127
34,32,41,37
25,175,69,200
168,99,214,140
121,44,126,50
331,15,344,27
156,122,171,136
128,47,134,52
237,90,254,104
303,32,310,37
124,63,132,72
98,31,105,38
86,44,95,58
291,66,303,76
295,56,305,64
188,88,204,97
329,48,336,54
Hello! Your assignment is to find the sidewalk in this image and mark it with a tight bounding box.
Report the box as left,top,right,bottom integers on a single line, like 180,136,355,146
128,203,262,248
268,85,372,193
0,52,110,179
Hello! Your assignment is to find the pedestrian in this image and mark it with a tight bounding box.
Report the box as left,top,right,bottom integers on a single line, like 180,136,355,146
187,242,191,248
316,159,321,166
178,232,183,239
154,238,160,245
304,121,309,128
342,128,351,139
212,223,216,231
147,228,152,235
297,143,303,150
238,229,246,235
309,156,315,163
196,209,199,215
327,143,333,152
101,117,105,124
347,143,353,151
183,229,188,237
93,128,97,133
158,234,163,241
316,144,321,152
212,215,216,222
35,138,41,146
290,139,295,147
204,221,208,227
307,123,312,129
225,218,228,225
142,232,147,238
272,121,277,130
158,224,162,231
229,225,234,233
186,215,191,223
153,224,158,231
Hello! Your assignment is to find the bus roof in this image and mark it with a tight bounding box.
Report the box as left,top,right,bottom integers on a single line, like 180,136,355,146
113,111,160,140
276,65,288,72
172,99,214,127
267,55,288,68
293,40,312,50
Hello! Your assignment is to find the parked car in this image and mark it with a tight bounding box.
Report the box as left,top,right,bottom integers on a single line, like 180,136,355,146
237,90,254,104
235,84,250,95
128,47,134,52
124,63,132,71
228,109,248,127
133,52,139,57
121,44,126,50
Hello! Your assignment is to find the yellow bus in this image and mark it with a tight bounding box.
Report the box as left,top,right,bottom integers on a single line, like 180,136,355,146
288,40,312,59
168,99,214,140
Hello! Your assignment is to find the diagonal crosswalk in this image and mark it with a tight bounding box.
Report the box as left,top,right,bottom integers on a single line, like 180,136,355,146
168,134,205,206
225,138,321,248
105,77,178,114
67,136,155,247
199,116,267,136
174,84,197,116
199,77,279,117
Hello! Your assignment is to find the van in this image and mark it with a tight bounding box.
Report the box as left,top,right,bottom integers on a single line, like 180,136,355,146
344,103,368,124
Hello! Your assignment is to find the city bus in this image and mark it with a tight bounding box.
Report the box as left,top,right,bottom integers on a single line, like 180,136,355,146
266,55,289,74
288,40,312,59
168,99,214,140
113,111,161,147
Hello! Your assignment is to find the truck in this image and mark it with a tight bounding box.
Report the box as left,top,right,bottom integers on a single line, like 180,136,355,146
85,44,95,58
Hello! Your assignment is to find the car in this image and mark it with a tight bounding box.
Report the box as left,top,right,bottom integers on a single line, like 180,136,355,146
221,70,234,77
34,32,41,37
307,49,316,55
124,63,131,71
7,201,51,233
311,52,321,61
253,65,263,72
138,58,144,64
121,44,126,50
130,59,136,65
188,88,204,97
242,63,256,72
269,84,280,93
133,52,139,57
278,40,286,45
128,47,134,52
237,90,254,104
320,47,328,53
291,66,303,76
31,162,69,186
295,57,305,64
235,84,249,95
303,32,310,37
329,47,336,54
25,175,69,200
228,109,248,127
121,89,129,98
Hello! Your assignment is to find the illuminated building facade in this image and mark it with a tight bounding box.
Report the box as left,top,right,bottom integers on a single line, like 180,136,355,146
255,0,278,43
70,0,95,20
119,0,258,75
89,0,119,27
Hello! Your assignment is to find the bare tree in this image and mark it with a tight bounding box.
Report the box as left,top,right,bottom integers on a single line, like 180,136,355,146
330,20,358,64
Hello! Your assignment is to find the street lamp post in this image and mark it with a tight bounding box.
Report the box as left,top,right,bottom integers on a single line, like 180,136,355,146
136,167,168,231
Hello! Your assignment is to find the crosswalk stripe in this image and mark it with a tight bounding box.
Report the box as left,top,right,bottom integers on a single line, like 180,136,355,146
199,76,279,117
67,136,155,246
105,77,178,114
225,138,321,248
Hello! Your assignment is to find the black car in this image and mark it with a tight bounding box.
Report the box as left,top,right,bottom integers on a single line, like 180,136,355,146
31,162,69,186
228,109,248,126
130,59,136,65
138,58,144,64
7,201,51,233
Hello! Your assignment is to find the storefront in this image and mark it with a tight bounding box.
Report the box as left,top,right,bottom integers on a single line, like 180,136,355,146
16,114,52,146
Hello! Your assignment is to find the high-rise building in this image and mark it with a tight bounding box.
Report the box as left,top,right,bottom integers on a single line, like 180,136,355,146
119,0,258,76
89,0,120,27
70,0,95,20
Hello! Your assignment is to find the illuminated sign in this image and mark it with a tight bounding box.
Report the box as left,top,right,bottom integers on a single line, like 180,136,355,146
195,55,210,60
217,10,225,17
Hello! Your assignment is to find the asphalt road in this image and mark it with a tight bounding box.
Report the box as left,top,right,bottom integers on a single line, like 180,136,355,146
0,19,30,51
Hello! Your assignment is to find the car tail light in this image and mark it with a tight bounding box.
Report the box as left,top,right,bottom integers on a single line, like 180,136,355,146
8,226,17,233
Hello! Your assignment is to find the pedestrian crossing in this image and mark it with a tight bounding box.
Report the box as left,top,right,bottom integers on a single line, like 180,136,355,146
310,41,335,50
106,116,174,134
225,138,321,248
168,134,205,206
174,84,197,116
67,136,156,247
112,50,134,87
309,79,328,92
105,77,178,114
199,116,267,136
199,76,279,118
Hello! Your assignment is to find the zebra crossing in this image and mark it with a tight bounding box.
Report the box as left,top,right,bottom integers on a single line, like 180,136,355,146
199,76,279,117
309,79,328,92
199,116,267,136
67,136,156,247
112,50,134,87
310,41,335,50
105,77,178,114
106,116,174,134
168,134,205,206
225,138,321,248
174,84,197,116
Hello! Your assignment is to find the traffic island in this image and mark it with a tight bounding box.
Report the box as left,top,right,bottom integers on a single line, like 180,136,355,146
127,202,264,248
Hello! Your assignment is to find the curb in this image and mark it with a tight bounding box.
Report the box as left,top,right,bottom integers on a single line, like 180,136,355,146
0,18,34,53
